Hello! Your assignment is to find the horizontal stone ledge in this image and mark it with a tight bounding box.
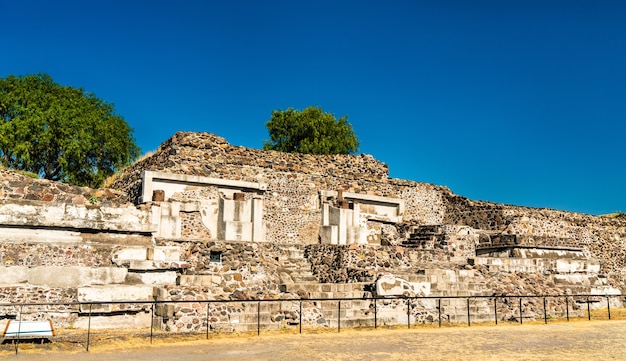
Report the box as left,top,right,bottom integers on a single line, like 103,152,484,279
141,170,267,203
475,245,585,253
0,201,155,234
77,285,156,313
112,246,182,265
77,285,154,302
72,312,152,329
0,266,128,287
127,271,178,285
280,282,370,294
0,222,157,234
320,190,403,206
0,228,153,247
179,274,221,286
128,260,190,271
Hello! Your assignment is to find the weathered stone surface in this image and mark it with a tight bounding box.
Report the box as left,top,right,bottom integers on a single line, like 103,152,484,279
77,285,154,302
113,247,149,265
0,132,624,332
556,259,601,273
0,266,29,283
0,170,129,205
376,274,430,297
127,271,177,285
72,312,152,329
77,285,155,313
0,200,154,233
28,266,127,287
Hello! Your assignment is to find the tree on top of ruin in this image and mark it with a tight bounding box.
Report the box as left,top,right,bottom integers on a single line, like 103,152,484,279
0,73,140,187
263,106,359,155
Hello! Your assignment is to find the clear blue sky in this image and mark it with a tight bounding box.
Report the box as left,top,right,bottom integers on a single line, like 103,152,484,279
2,1,625,215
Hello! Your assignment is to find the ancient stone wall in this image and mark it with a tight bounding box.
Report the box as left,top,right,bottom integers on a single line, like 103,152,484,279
1,170,130,206
110,132,625,285
0,132,624,333
112,132,448,245
443,192,626,284
305,244,464,284
112,132,390,203
0,242,112,267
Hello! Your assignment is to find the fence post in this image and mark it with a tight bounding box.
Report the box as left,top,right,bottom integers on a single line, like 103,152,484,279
438,298,442,328
206,302,210,339
257,301,261,336
543,297,547,324
607,296,611,320
299,300,302,334
406,298,411,329
87,303,92,352
15,304,23,354
374,298,377,329
565,297,569,321
494,297,498,325
338,301,341,333
519,297,523,324
467,298,471,327
587,296,591,321
150,301,154,344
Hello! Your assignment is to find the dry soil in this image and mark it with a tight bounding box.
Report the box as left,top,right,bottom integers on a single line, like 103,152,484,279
1,320,625,361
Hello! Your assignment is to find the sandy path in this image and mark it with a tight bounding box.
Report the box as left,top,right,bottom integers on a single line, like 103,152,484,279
2,320,625,361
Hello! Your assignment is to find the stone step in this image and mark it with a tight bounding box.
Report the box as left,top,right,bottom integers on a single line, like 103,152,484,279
209,322,281,332
280,282,369,294
331,318,376,328
291,276,318,283
279,264,312,272
226,312,273,324
308,291,369,299
279,259,307,266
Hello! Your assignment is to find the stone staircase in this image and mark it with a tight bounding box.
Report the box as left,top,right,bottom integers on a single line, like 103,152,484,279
402,225,445,248
277,246,318,284
280,282,369,298
280,282,374,327
209,302,284,332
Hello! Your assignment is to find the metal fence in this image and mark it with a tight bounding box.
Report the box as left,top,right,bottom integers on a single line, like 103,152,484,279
1,293,624,354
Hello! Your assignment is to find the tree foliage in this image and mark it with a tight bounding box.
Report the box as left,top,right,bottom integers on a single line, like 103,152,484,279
263,106,359,155
0,73,140,187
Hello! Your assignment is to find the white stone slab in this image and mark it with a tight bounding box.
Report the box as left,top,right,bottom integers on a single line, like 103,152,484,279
0,266,28,284
141,170,266,203
28,266,127,287
376,274,430,297
77,285,154,302
129,271,177,285
112,247,148,265
72,312,152,329
152,246,181,261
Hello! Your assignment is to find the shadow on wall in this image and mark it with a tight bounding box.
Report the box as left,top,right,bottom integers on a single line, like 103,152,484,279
443,193,508,231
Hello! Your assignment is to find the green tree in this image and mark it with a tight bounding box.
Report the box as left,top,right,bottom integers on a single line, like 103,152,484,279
0,73,140,187
263,106,359,155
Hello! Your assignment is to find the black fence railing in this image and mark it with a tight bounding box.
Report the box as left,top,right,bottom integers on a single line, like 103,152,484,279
1,293,624,354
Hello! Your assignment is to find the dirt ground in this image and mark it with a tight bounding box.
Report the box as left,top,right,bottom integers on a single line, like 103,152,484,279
2,320,625,361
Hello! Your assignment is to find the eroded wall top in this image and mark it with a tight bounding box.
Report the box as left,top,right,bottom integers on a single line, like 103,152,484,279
1,170,130,206
113,132,393,202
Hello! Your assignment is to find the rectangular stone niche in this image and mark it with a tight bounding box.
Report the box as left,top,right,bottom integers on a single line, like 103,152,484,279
319,190,404,245
144,171,266,242
210,251,222,263
141,170,267,203
319,190,404,223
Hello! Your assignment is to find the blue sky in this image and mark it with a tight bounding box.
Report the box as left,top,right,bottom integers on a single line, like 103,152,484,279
2,1,625,215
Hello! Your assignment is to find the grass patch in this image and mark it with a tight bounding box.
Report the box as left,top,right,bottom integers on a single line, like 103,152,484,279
0,164,39,179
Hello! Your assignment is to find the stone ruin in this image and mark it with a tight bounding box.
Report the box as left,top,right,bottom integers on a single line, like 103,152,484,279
0,131,624,331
